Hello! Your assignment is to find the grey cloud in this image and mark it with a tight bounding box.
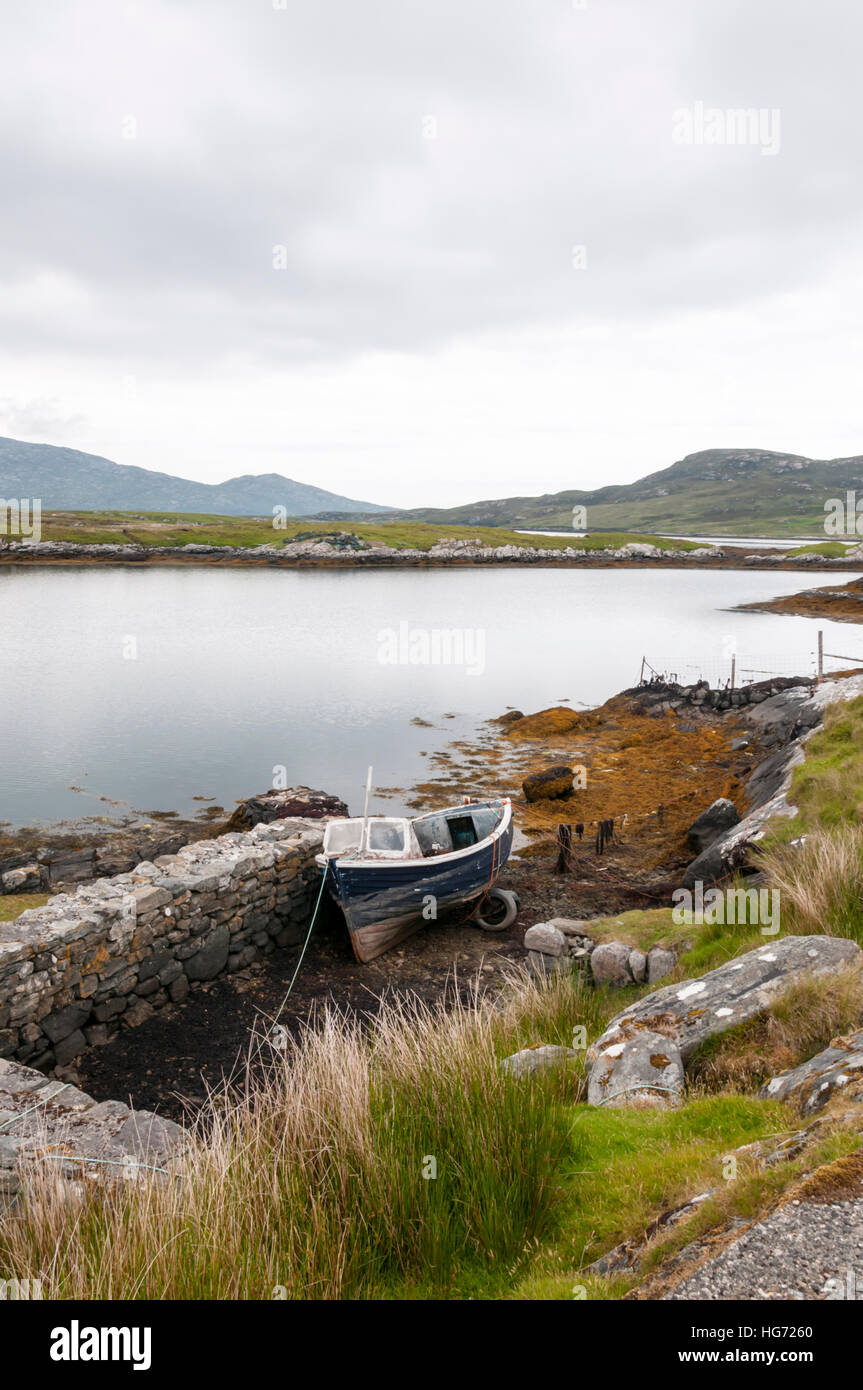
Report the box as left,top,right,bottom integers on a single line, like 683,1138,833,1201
1,0,862,367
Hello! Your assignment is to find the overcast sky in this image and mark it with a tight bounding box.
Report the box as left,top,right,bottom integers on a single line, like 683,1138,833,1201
1,0,861,508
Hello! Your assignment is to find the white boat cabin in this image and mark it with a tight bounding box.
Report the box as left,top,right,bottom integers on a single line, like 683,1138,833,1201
320,803,506,863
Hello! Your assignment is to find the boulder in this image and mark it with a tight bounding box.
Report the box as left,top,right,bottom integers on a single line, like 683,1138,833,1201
686,798,741,853
588,1025,684,1109
761,1030,863,1115
647,947,677,984
547,917,592,938
1,864,42,894
588,936,861,1066
629,949,648,983
591,942,634,987
681,758,804,888
225,786,348,832
523,922,567,957
522,765,574,802
500,1044,579,1078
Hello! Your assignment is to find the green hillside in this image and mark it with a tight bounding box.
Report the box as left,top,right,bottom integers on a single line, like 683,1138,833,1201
381,448,863,538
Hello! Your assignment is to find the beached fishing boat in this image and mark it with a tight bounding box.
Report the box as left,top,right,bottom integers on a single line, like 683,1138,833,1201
315,795,516,962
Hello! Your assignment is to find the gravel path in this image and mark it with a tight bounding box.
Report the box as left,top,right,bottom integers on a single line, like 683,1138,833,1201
666,1198,863,1300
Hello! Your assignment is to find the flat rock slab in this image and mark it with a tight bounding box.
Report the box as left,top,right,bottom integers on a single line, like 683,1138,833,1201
665,1196,863,1300
500,1044,578,1078
762,1030,863,1115
588,1026,684,1109
0,1057,185,1203
588,936,861,1065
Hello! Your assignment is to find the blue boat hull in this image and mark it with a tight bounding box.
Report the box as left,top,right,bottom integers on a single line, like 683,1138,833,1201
324,814,513,962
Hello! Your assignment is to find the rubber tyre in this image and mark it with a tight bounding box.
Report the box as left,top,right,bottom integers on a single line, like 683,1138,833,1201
473,887,519,932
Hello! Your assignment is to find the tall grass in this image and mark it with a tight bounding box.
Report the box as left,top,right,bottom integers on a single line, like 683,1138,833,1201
762,825,863,942
0,971,600,1301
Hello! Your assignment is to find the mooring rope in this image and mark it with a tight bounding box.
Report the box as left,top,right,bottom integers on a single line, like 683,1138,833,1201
270,857,330,1027
0,1083,71,1132
596,1083,682,1106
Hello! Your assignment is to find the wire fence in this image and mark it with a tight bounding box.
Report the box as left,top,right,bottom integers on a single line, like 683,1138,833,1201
640,632,863,690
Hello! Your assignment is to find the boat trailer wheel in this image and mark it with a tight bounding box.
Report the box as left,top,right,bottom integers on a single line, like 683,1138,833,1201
473,887,519,932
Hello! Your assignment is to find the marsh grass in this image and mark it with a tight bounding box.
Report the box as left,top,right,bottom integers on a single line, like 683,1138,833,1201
762,826,863,941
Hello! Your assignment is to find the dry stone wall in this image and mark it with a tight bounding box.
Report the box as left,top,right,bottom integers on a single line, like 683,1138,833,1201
0,818,324,1070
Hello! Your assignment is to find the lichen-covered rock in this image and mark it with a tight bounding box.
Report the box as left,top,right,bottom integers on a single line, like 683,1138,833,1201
588,936,861,1066
761,1030,863,1115
521,765,574,802
587,1026,684,1109
1,864,41,894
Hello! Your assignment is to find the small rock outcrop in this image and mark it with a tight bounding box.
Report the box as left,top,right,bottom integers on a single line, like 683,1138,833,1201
225,785,348,833
686,798,741,854
523,918,595,979
761,1030,863,1115
522,765,575,802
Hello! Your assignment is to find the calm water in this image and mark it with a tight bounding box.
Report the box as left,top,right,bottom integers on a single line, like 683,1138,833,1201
1,564,860,828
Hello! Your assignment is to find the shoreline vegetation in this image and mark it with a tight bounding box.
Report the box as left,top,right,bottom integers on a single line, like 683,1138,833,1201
5,676,863,1297
2,510,863,569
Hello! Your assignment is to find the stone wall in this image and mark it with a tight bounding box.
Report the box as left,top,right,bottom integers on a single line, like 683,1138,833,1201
632,674,814,713
0,818,324,1070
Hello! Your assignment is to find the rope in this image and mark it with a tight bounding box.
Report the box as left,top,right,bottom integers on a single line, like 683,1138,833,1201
0,1083,71,1132
270,858,330,1026
596,1083,682,1106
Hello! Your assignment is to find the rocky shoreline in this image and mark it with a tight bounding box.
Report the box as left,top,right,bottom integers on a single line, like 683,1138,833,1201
736,573,863,623
3,534,863,570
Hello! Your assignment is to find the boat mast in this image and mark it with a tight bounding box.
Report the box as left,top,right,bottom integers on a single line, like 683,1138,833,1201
361,765,373,853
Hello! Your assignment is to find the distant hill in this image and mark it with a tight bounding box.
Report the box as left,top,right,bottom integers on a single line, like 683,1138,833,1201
387,449,863,537
0,437,390,517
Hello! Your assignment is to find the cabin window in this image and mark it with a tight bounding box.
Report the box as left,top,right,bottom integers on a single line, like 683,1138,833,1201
325,820,363,854
368,822,406,853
